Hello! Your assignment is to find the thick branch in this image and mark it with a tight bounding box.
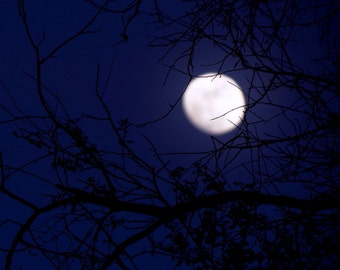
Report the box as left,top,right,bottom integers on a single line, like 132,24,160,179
173,191,340,214
58,185,339,218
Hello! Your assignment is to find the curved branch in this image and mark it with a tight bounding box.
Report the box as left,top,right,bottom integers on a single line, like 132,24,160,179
100,218,164,270
5,197,77,270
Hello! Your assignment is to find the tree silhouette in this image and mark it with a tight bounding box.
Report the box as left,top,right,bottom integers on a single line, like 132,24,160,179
1,0,339,269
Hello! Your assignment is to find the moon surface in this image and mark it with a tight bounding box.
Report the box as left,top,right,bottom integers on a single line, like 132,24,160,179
182,73,245,135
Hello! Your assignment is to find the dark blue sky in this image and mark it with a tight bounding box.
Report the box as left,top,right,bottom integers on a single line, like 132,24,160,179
1,0,338,269
0,2,213,268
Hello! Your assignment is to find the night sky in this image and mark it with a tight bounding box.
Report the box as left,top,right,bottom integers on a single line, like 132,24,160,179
1,0,339,269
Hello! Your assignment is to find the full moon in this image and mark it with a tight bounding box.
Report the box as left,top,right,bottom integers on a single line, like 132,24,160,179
182,73,245,135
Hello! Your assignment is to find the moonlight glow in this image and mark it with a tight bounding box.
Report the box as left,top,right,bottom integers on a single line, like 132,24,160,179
182,73,245,135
